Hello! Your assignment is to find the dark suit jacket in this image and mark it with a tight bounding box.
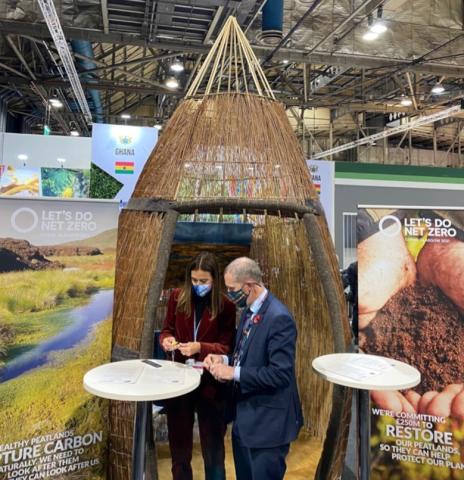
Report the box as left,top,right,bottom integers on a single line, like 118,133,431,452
159,288,236,362
231,292,304,448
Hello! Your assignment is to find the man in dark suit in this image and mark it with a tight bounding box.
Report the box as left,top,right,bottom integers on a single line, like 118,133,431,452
204,257,303,480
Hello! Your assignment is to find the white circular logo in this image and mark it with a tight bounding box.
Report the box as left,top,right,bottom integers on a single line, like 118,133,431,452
11,208,39,233
378,215,402,237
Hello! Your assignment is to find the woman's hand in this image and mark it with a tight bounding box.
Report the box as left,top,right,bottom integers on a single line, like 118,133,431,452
178,342,201,357
162,336,178,352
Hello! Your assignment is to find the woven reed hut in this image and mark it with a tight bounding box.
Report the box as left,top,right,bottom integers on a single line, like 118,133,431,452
109,16,352,480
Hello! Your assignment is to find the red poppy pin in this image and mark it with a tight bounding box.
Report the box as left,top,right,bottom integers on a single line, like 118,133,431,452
253,315,262,324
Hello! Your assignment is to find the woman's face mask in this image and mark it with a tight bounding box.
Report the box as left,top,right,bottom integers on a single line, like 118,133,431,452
193,283,212,297
227,286,248,308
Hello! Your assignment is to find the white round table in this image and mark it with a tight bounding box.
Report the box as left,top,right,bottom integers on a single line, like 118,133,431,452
312,353,420,480
312,353,421,391
83,359,201,401
84,359,201,480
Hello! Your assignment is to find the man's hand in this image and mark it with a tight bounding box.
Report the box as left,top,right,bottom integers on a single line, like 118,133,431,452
162,336,178,352
209,363,234,382
178,342,200,357
203,354,225,370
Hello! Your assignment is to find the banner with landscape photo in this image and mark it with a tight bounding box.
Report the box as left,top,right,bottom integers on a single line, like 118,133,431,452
0,197,119,480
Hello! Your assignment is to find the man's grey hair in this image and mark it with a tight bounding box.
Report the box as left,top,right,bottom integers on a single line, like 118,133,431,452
225,257,263,284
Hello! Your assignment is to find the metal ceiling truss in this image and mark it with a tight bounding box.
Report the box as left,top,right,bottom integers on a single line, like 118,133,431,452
35,0,92,122
2,19,464,77
1,0,464,154
312,104,464,159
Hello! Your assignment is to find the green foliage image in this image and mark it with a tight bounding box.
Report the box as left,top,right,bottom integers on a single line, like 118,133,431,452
89,163,123,199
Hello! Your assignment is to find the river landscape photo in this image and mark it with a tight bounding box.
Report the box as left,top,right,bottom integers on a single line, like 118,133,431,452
0,227,117,479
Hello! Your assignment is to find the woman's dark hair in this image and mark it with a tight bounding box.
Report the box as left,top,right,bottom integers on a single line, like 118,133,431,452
177,252,223,320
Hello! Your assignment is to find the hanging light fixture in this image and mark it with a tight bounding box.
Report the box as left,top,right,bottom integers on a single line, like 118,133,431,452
170,59,184,72
49,98,63,108
400,95,413,107
363,30,379,41
431,83,445,94
370,6,387,34
363,8,388,41
165,77,179,89
363,15,379,41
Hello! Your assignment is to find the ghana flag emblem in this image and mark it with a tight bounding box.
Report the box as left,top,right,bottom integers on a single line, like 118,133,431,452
314,182,321,195
115,161,134,174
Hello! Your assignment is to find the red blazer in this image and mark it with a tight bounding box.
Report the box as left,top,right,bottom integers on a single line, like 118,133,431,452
159,288,236,362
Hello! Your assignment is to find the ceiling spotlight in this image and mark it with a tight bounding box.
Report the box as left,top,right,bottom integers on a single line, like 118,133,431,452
121,113,131,119
370,20,387,34
369,6,387,34
400,96,413,107
17,154,28,161
154,124,162,130
431,83,445,94
170,59,184,73
165,77,179,89
70,130,80,137
363,30,379,41
49,98,63,108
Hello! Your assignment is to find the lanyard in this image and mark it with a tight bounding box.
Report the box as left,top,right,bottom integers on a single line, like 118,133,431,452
193,311,202,342
233,309,253,366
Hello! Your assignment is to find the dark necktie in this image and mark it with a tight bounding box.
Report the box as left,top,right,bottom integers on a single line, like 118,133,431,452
233,308,253,366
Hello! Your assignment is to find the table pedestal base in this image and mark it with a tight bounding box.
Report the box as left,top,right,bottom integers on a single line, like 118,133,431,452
132,401,158,480
358,389,371,480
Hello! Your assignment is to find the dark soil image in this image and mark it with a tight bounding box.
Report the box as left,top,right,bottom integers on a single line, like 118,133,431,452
360,282,464,394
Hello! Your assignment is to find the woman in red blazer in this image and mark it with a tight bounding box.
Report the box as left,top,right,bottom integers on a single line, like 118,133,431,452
160,251,236,480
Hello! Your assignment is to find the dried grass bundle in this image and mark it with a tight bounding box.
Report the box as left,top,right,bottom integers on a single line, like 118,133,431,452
250,216,334,438
133,94,317,204
112,210,164,352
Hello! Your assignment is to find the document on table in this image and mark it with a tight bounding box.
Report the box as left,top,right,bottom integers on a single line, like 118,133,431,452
324,356,394,381
100,367,144,384
145,366,186,385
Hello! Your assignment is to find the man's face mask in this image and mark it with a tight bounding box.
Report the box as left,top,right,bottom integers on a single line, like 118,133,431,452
227,286,248,308
193,284,212,297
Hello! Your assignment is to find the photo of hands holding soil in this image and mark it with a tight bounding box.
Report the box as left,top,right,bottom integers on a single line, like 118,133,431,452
357,208,464,479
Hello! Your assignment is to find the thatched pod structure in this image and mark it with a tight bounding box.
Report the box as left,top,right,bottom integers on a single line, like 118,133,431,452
109,16,352,480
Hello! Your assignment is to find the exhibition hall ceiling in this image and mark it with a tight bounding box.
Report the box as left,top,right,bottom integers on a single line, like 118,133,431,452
0,0,463,155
